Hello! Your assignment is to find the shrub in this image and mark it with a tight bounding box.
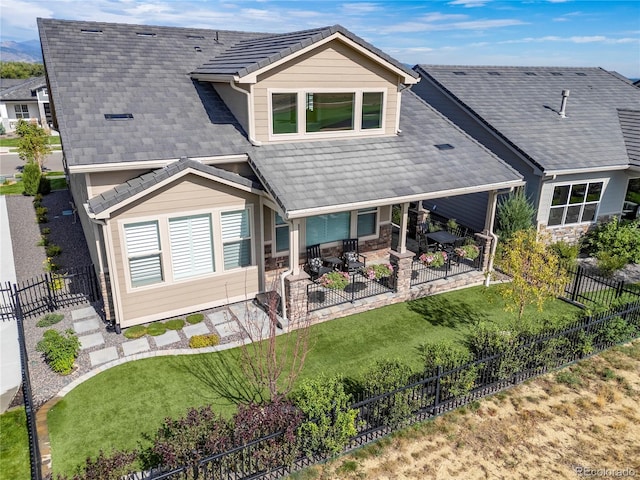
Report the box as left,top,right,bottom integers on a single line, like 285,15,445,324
146,322,167,336
232,397,303,470
189,333,220,349
596,316,637,346
419,341,477,399
123,325,147,339
142,405,232,471
36,329,80,375
186,313,204,324
42,256,59,272
37,176,51,195
319,271,350,289
65,449,139,480
165,319,185,330
292,375,358,457
36,313,64,328
35,206,48,223
360,359,418,428
48,274,65,291
22,162,41,196
45,244,62,257
41,226,50,235
595,252,627,277
36,235,49,246
550,240,579,265
496,188,536,242
466,322,525,382
582,217,640,269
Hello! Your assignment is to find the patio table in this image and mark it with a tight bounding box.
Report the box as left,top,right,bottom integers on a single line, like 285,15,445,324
425,230,461,246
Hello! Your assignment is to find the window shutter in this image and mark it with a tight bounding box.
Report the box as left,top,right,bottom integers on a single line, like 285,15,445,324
169,215,214,279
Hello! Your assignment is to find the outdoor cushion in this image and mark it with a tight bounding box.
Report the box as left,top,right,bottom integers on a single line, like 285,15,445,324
309,257,323,271
345,251,358,263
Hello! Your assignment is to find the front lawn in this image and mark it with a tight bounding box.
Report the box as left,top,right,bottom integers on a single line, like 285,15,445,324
0,408,30,480
0,176,67,195
0,136,61,147
47,286,581,476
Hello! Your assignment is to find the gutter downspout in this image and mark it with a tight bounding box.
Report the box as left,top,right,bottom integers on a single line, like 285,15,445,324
229,80,262,146
484,189,504,287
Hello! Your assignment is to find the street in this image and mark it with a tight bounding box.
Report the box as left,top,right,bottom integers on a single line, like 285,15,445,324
0,150,64,177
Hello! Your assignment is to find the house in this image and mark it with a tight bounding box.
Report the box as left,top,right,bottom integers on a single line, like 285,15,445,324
38,18,523,330
412,65,640,242
0,76,52,133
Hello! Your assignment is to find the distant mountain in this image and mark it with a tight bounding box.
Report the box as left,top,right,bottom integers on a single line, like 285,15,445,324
0,39,43,63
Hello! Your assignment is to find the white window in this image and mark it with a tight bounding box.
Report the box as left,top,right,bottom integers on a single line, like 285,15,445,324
357,207,378,237
270,89,385,138
274,212,289,253
306,212,350,246
221,209,252,269
14,104,29,119
548,181,603,226
124,221,163,287
169,214,214,279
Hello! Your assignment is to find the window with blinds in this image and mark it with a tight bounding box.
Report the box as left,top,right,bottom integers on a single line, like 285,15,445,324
124,221,163,287
169,214,214,279
221,209,252,270
306,212,350,246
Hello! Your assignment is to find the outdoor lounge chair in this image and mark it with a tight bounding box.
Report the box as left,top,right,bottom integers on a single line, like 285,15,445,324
306,244,332,281
341,238,366,273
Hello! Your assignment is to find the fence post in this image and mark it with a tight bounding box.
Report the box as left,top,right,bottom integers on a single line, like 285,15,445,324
13,285,42,480
615,279,625,299
571,265,582,302
45,272,56,312
433,366,442,413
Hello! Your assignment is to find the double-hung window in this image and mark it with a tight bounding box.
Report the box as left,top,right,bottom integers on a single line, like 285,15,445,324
168,214,214,279
274,212,289,253
548,182,603,226
357,208,378,237
271,90,384,138
306,212,350,246
124,221,163,287
14,104,29,119
221,209,252,269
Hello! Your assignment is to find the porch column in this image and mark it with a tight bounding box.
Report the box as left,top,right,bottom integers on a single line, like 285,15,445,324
289,219,301,275
416,201,430,234
398,202,409,254
390,250,414,297
284,270,310,322
480,190,499,275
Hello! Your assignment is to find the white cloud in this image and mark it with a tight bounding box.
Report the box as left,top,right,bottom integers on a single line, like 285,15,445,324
448,0,491,7
340,2,382,14
0,0,53,34
501,35,639,45
381,15,525,34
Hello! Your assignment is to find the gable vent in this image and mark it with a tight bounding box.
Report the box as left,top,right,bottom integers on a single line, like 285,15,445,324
136,32,157,37
81,29,103,34
434,143,454,150
104,113,133,120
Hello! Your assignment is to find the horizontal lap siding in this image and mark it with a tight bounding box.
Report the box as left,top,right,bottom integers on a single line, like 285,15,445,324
108,174,260,327
88,170,149,198
253,40,399,142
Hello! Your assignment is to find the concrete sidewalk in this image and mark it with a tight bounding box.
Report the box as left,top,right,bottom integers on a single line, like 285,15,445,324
0,195,21,412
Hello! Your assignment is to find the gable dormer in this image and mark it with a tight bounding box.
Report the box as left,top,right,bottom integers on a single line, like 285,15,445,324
191,25,419,145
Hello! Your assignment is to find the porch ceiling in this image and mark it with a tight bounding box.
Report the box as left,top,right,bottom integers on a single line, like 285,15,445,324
249,90,524,218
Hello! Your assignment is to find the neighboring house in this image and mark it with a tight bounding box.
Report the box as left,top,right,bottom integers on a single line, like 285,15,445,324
412,65,640,242
38,19,523,330
0,76,52,133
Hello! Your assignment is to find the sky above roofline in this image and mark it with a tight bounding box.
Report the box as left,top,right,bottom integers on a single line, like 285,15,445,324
2,0,639,78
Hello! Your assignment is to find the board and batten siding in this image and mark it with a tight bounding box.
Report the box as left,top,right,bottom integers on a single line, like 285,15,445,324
252,40,400,143
106,174,260,327
427,192,489,233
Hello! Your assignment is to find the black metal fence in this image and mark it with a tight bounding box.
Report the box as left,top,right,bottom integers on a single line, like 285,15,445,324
410,244,484,287
131,298,640,480
307,269,395,312
2,266,100,319
561,263,640,307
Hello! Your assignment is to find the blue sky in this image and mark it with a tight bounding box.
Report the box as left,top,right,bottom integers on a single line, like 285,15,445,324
2,0,639,77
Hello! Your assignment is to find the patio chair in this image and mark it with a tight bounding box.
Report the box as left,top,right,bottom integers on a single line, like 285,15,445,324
341,238,366,273
306,244,332,281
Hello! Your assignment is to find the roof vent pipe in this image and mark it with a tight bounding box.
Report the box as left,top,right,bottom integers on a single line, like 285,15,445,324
559,89,570,118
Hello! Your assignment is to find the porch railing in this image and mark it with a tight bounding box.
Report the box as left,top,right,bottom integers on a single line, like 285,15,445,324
410,244,484,287
307,270,395,312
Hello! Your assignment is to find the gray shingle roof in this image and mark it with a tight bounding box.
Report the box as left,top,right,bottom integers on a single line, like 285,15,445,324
38,18,265,167
619,109,640,168
192,25,418,80
249,90,523,215
414,65,640,173
87,157,262,215
0,76,46,100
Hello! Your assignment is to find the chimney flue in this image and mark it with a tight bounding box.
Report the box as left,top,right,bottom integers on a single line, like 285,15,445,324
559,89,570,118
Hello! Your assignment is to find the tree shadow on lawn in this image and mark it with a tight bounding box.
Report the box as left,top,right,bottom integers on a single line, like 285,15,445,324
407,295,489,329
173,351,264,407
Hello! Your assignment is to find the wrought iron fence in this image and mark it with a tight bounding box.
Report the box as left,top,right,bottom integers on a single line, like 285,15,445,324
561,263,640,307
410,243,484,287
4,266,101,319
307,268,395,312
134,298,640,480
0,281,15,321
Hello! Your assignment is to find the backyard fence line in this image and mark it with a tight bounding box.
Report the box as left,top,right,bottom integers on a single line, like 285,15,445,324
0,281,15,321
560,262,640,307
134,298,640,480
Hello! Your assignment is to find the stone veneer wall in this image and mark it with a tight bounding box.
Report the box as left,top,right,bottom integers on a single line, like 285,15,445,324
539,214,619,244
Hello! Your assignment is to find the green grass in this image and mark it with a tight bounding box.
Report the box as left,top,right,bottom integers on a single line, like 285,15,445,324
0,408,30,480
47,286,581,476
0,177,67,195
0,136,61,147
